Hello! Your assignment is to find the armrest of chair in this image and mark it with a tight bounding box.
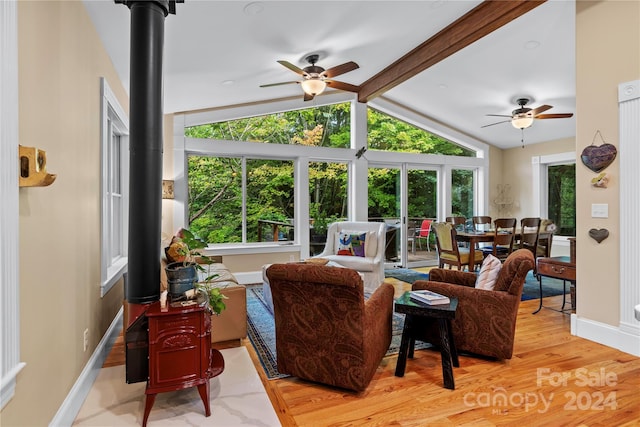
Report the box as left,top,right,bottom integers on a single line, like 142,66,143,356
426,268,477,288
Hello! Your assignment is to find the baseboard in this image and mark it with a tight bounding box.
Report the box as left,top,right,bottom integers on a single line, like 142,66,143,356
573,315,640,357
49,308,123,426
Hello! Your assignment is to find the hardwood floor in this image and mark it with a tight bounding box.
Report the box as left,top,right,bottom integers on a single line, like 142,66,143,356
104,279,640,426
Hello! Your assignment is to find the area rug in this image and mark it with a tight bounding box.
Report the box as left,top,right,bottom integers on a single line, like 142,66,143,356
522,271,569,301
384,268,430,284
384,268,568,301
246,285,428,380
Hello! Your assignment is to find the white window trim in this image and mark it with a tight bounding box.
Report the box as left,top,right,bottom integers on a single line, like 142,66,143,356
100,78,129,297
1,0,25,409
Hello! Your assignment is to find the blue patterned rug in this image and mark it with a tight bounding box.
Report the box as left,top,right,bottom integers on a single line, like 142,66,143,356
246,285,428,380
384,268,568,301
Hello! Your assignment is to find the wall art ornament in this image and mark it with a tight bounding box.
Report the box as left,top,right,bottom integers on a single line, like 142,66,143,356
588,228,609,244
591,172,609,188
581,130,617,173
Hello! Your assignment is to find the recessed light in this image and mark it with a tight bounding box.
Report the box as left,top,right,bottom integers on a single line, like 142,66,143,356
222,80,235,86
524,40,540,50
243,2,264,16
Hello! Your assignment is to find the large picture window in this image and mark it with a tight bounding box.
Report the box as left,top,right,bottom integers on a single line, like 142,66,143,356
188,155,294,244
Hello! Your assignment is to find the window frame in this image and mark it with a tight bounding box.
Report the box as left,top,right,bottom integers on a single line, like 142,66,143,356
100,78,129,297
532,152,576,249
174,96,489,256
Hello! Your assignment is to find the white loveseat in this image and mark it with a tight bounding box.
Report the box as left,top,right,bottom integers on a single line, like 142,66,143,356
313,221,386,292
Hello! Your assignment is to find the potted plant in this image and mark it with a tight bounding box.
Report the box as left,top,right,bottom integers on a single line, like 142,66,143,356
165,229,225,308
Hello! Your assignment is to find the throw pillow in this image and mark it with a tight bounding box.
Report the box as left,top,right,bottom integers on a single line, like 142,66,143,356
475,254,502,290
365,230,378,257
336,232,367,257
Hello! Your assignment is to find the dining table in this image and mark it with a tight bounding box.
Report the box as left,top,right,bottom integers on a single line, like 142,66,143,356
454,230,551,271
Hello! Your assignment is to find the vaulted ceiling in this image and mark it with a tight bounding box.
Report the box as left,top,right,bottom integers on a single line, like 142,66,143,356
84,0,575,149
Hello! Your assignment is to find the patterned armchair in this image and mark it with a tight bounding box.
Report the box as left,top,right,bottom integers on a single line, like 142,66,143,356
265,263,395,391
411,249,534,359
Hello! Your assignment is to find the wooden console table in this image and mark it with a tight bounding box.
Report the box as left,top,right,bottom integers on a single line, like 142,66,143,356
535,256,576,314
142,301,224,427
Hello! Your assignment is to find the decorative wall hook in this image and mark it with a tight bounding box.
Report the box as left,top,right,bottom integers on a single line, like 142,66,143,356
355,147,367,159
19,145,57,187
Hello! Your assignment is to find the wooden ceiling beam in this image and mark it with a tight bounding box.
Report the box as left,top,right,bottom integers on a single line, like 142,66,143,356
357,0,547,103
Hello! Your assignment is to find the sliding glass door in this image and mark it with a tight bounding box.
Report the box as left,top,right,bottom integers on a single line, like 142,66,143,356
368,164,439,268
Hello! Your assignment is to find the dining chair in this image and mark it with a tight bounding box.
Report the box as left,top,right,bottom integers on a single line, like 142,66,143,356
482,218,517,260
432,222,483,271
472,216,492,232
415,219,433,252
518,217,541,273
537,219,556,258
446,216,466,229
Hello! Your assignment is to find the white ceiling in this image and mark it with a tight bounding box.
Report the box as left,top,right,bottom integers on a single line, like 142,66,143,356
84,0,575,150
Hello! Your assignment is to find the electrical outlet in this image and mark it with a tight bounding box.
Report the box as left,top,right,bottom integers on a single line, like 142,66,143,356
83,329,89,352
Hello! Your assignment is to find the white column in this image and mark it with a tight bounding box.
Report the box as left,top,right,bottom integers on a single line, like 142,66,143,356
350,100,369,221
618,80,640,335
1,0,26,409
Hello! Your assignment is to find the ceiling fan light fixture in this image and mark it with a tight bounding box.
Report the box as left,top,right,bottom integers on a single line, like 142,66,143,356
511,114,534,129
301,78,326,96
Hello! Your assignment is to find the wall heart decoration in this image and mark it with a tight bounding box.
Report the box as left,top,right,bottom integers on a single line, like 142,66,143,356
588,228,609,244
581,131,617,173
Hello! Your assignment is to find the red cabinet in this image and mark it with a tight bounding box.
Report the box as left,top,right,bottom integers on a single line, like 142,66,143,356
142,301,224,427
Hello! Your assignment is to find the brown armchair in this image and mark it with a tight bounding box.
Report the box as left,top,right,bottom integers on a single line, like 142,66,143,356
411,249,534,359
266,263,395,391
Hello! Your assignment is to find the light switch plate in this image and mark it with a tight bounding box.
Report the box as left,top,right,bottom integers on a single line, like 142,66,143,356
591,203,609,218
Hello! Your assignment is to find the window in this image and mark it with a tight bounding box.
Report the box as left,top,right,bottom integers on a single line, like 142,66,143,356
451,169,475,219
100,78,128,296
185,103,351,148
547,163,576,236
368,108,475,156
179,98,489,249
188,155,294,244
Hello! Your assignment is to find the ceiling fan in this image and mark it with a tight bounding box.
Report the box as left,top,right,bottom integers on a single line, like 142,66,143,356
260,54,360,101
482,98,574,129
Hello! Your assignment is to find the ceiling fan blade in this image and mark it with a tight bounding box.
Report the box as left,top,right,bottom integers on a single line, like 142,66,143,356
277,60,306,76
260,81,299,88
535,113,574,119
481,120,511,128
322,61,359,78
530,104,552,115
486,114,512,118
326,80,360,93
303,92,315,102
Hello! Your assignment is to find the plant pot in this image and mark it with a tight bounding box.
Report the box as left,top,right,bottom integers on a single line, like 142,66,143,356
165,262,198,298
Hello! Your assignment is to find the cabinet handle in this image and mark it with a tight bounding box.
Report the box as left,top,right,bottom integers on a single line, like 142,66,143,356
551,266,565,274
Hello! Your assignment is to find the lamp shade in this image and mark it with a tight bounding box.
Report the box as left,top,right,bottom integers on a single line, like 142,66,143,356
300,78,326,96
511,115,534,129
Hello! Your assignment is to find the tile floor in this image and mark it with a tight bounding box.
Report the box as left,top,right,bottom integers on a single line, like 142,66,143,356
73,346,281,426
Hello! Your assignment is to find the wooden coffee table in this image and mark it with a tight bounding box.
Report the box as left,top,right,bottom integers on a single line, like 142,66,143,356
394,292,459,389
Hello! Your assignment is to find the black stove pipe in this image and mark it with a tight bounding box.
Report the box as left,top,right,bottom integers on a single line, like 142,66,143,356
117,0,179,304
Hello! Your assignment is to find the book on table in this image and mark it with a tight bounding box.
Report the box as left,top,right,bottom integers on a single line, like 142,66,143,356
410,290,450,305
